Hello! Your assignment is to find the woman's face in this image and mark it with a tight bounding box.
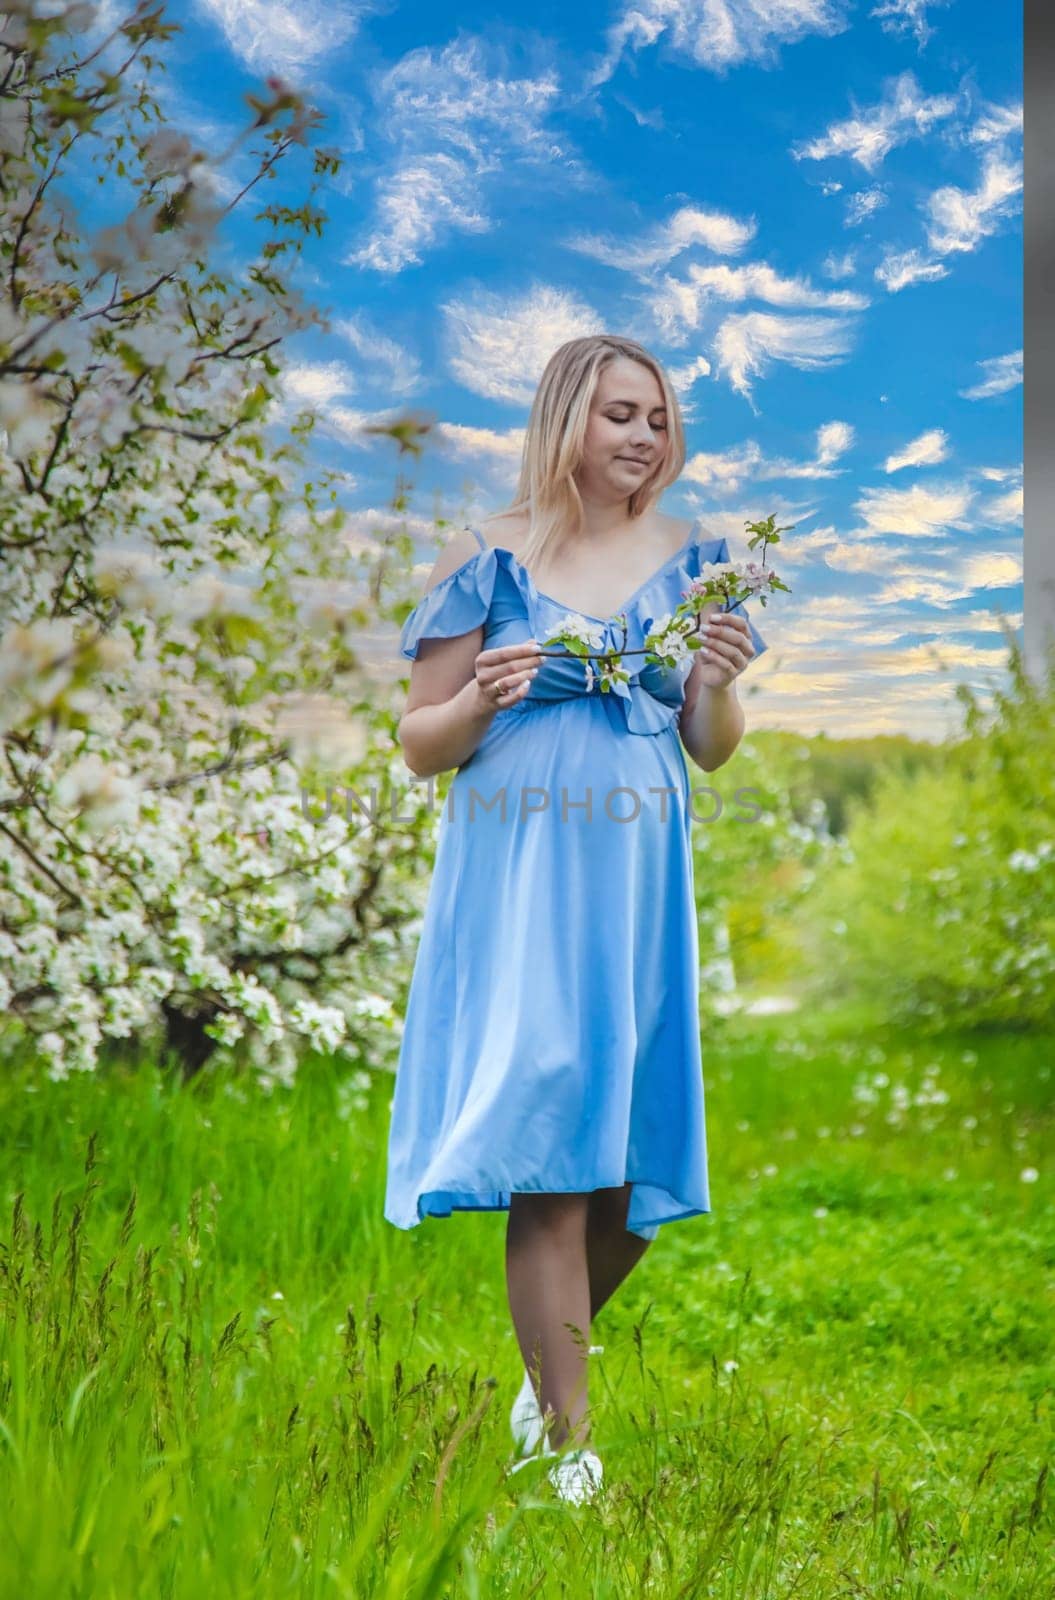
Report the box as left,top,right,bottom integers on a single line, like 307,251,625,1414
576,357,669,504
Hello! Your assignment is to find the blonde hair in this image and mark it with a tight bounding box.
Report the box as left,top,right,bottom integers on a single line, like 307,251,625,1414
497,335,686,570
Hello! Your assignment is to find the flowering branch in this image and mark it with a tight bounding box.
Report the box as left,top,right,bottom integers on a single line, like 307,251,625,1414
534,514,792,693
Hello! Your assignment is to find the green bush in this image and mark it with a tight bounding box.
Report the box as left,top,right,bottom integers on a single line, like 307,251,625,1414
793,631,1055,1033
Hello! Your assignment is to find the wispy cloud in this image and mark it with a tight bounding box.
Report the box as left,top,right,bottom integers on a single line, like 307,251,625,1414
967,100,1023,146
442,283,603,404
280,360,357,409
565,205,756,273
433,422,526,466
586,0,852,86
959,350,1023,400
979,484,1023,525
334,312,423,397
822,250,857,279
609,94,667,131
685,420,855,493
875,247,949,291
348,38,565,273
274,361,420,454
666,354,714,418
791,70,958,173
869,0,953,50
646,262,868,345
844,187,888,227
923,148,1022,255
193,0,371,76
349,154,490,274
874,98,1022,294
883,428,950,472
852,479,975,537
712,312,859,408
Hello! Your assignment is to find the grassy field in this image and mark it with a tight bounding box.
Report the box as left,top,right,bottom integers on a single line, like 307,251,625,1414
0,1003,1051,1598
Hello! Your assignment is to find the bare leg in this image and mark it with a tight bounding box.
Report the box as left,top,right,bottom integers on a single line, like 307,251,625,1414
586,1181,653,1320
505,1191,593,1452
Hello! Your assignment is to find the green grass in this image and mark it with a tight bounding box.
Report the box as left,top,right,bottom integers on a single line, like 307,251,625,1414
0,1007,1051,1598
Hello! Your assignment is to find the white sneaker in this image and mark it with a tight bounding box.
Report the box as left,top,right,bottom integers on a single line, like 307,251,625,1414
509,1366,545,1455
509,1345,605,1455
548,1447,604,1504
508,1440,555,1476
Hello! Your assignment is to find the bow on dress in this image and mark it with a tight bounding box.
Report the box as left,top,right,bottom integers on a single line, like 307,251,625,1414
594,665,684,737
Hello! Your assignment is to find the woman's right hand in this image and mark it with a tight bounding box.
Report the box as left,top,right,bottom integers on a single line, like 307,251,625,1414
473,638,544,713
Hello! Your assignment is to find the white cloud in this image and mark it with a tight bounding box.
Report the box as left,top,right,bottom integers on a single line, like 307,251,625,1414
791,70,958,173
348,154,490,274
873,97,1021,295
441,283,603,404
852,480,975,537
666,354,714,419
816,421,855,465
681,497,823,554
433,422,526,464
923,149,1023,255
712,312,859,407
823,250,857,279
883,428,950,472
869,0,953,49
875,247,949,292
959,350,1022,400
968,100,1023,147
194,0,369,75
270,368,427,453
685,421,854,494
380,36,562,153
587,0,851,85
844,187,888,227
978,485,1023,525
565,205,755,272
334,312,423,396
348,38,564,273
955,549,1022,589
646,262,868,345
280,360,357,408
610,94,667,131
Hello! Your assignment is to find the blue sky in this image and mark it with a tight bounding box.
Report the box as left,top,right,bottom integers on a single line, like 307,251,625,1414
96,0,1022,740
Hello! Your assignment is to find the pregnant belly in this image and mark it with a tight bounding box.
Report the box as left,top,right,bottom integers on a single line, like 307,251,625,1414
449,696,691,831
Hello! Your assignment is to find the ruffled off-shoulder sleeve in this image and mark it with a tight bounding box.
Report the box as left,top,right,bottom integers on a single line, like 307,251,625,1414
399,549,499,661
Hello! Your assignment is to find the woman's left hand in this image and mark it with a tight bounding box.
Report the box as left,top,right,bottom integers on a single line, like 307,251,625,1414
691,609,755,687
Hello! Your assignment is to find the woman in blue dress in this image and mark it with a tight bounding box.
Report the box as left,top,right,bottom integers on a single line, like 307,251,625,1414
386,335,767,1504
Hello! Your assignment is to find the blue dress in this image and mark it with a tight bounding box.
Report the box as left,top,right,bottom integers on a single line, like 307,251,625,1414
384,519,768,1241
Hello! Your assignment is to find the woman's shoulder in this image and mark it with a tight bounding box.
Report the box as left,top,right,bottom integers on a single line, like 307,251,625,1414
477,509,529,554
421,526,490,593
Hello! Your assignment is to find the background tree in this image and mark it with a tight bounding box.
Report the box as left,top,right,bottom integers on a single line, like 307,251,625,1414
0,0,435,1086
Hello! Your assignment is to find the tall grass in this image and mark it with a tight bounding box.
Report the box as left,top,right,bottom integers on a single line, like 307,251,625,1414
0,1011,1051,1596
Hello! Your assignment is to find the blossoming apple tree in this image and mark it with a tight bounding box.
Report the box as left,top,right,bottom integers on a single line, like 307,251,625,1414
0,0,427,1087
